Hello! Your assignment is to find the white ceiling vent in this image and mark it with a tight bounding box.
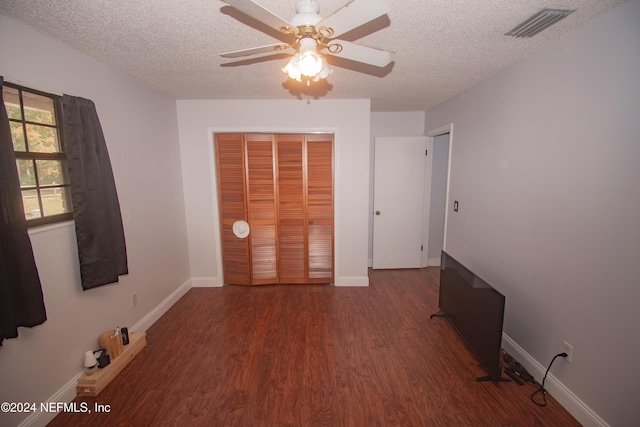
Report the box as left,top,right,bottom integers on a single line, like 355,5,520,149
506,8,576,38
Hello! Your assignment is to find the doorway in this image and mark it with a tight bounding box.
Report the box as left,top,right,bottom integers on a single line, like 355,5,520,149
424,131,451,266
371,126,452,269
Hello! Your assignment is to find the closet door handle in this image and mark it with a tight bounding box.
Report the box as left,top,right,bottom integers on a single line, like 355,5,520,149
375,211,381,216
232,220,250,238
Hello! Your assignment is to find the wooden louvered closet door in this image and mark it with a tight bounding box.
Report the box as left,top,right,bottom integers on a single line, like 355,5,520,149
306,134,334,282
215,134,251,285
276,135,306,283
215,133,333,285
245,134,278,284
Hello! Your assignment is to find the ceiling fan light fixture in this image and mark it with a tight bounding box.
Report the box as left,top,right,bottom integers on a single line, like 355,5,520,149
282,37,332,84
283,55,303,81
298,49,323,76
282,51,332,84
221,0,391,85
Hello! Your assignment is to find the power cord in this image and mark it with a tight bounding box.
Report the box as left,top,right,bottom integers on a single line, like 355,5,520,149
531,352,568,407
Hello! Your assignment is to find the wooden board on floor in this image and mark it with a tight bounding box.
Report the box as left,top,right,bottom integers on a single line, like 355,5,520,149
76,332,146,397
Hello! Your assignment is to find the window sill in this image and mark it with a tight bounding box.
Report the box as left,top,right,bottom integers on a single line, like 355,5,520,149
28,220,74,235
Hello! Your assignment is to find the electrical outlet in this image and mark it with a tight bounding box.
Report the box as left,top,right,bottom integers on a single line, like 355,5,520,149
563,341,574,362
130,293,138,307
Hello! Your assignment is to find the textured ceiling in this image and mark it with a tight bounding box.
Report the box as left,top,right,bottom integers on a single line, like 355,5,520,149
0,0,628,111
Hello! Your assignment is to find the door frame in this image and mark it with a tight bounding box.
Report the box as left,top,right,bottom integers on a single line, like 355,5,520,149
424,123,454,261
208,127,339,286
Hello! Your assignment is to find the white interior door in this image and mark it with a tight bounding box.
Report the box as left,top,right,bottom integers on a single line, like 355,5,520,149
373,137,427,269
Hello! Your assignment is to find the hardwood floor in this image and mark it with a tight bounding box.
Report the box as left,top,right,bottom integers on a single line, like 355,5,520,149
49,268,580,426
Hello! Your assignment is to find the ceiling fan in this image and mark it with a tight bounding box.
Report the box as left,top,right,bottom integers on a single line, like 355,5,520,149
219,0,394,85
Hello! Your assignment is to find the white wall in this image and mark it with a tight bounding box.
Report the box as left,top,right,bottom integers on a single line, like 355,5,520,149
0,14,190,427
425,1,640,425
369,112,425,265
177,99,371,286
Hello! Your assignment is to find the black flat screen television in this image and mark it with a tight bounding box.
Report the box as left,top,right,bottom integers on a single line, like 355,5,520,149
433,251,507,382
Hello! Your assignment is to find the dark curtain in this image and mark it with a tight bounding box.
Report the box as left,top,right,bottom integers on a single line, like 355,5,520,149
0,76,47,346
62,95,128,290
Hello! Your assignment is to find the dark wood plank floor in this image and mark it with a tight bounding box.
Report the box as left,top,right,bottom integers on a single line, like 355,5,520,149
49,268,580,426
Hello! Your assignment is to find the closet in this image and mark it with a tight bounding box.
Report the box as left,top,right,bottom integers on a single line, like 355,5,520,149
215,133,334,285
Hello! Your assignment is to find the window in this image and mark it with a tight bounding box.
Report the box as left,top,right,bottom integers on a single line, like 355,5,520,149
2,82,73,226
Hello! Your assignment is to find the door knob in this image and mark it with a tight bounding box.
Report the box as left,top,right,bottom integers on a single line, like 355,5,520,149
375,211,381,215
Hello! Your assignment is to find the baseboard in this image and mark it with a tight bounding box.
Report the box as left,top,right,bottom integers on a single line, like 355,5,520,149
334,276,369,287
18,372,84,427
502,334,610,427
132,278,192,332
427,257,441,267
190,276,223,287
18,279,192,427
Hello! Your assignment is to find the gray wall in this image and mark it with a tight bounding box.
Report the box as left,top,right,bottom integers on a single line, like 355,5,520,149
425,1,640,425
0,14,190,427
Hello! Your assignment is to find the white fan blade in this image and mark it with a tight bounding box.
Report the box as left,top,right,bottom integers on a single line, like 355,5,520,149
316,0,389,39
221,43,292,58
325,40,393,67
222,0,293,33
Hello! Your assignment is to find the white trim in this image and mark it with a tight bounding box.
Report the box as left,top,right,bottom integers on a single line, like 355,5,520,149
427,257,441,267
332,130,341,286
502,333,610,427
27,220,74,235
5,77,63,96
131,278,191,332
334,275,369,287
425,124,453,138
18,372,84,427
421,137,433,267
207,130,225,290
191,276,223,287
425,123,454,252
